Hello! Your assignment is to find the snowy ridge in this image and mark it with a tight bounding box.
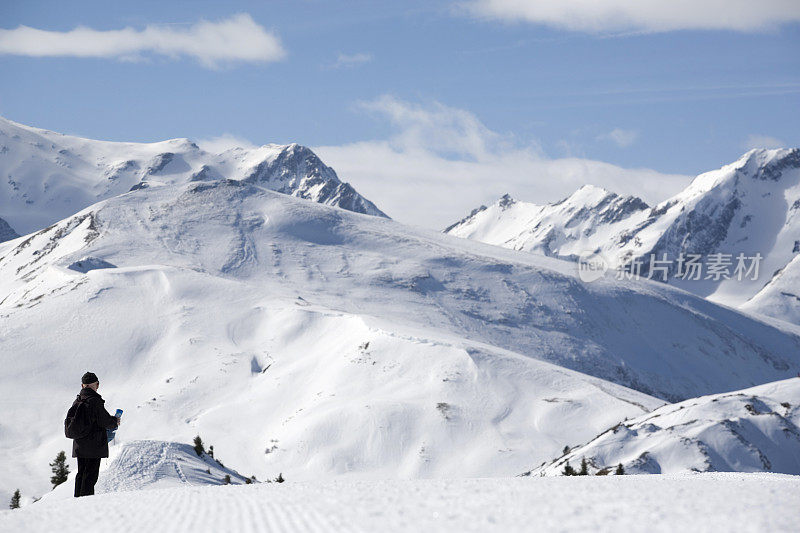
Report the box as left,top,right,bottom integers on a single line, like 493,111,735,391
445,186,649,260
0,115,386,239
1,180,800,503
446,149,800,324
528,378,800,476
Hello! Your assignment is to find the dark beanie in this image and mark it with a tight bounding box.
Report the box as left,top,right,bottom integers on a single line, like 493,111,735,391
81,372,99,384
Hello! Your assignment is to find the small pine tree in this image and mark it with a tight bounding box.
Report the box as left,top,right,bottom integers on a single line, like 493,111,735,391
562,445,570,455
50,451,69,488
206,469,211,475
193,436,205,456
245,477,252,484
561,461,577,476
223,474,231,485
579,457,589,476
250,475,257,483
9,489,21,509
274,473,285,483
208,445,214,459
615,463,625,475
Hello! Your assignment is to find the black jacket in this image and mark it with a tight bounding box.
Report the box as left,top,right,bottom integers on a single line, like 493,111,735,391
71,387,118,459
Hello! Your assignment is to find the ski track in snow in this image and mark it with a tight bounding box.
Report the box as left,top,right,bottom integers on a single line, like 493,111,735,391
3,474,799,533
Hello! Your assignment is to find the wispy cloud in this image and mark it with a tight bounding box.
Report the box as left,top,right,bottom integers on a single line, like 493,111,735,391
463,0,800,33
597,128,638,148
743,134,787,151
0,14,286,68
328,52,373,69
315,96,689,228
196,133,258,153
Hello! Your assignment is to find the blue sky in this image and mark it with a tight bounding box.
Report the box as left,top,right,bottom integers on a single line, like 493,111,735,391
1,0,799,226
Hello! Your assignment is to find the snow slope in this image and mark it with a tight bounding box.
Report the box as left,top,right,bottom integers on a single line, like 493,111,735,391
743,254,800,327
4,474,799,533
446,149,800,324
1,180,799,503
0,115,386,238
529,378,800,476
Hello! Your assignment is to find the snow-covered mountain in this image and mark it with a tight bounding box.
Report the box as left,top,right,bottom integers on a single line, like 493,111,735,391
528,377,800,476
2,179,799,502
444,187,650,261
446,149,800,325
0,115,386,239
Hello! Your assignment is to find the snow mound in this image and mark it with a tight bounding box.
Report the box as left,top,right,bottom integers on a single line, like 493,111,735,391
529,378,800,476
7,474,800,533
67,256,116,273
97,440,251,492
41,440,251,503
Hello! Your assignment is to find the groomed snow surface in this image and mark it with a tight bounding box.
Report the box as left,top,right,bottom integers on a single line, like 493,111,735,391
3,474,799,533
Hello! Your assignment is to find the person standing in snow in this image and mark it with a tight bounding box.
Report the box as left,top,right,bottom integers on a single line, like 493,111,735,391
68,372,120,497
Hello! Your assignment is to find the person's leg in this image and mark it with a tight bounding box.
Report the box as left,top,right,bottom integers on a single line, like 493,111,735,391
82,458,101,496
74,457,85,498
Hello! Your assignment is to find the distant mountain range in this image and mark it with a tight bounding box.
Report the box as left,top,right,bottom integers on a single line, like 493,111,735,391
446,148,800,326
0,115,386,239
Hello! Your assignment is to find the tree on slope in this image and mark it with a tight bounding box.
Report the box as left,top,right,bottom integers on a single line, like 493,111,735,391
193,436,205,456
615,463,625,475
9,489,20,509
579,458,589,476
562,462,577,476
50,451,69,488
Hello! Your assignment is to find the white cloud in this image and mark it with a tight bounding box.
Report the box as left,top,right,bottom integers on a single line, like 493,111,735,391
329,52,373,69
196,133,257,154
463,0,800,33
315,96,690,229
743,134,787,151
597,128,638,148
0,14,286,68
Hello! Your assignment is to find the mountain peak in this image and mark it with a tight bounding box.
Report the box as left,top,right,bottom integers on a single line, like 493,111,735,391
498,193,516,209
